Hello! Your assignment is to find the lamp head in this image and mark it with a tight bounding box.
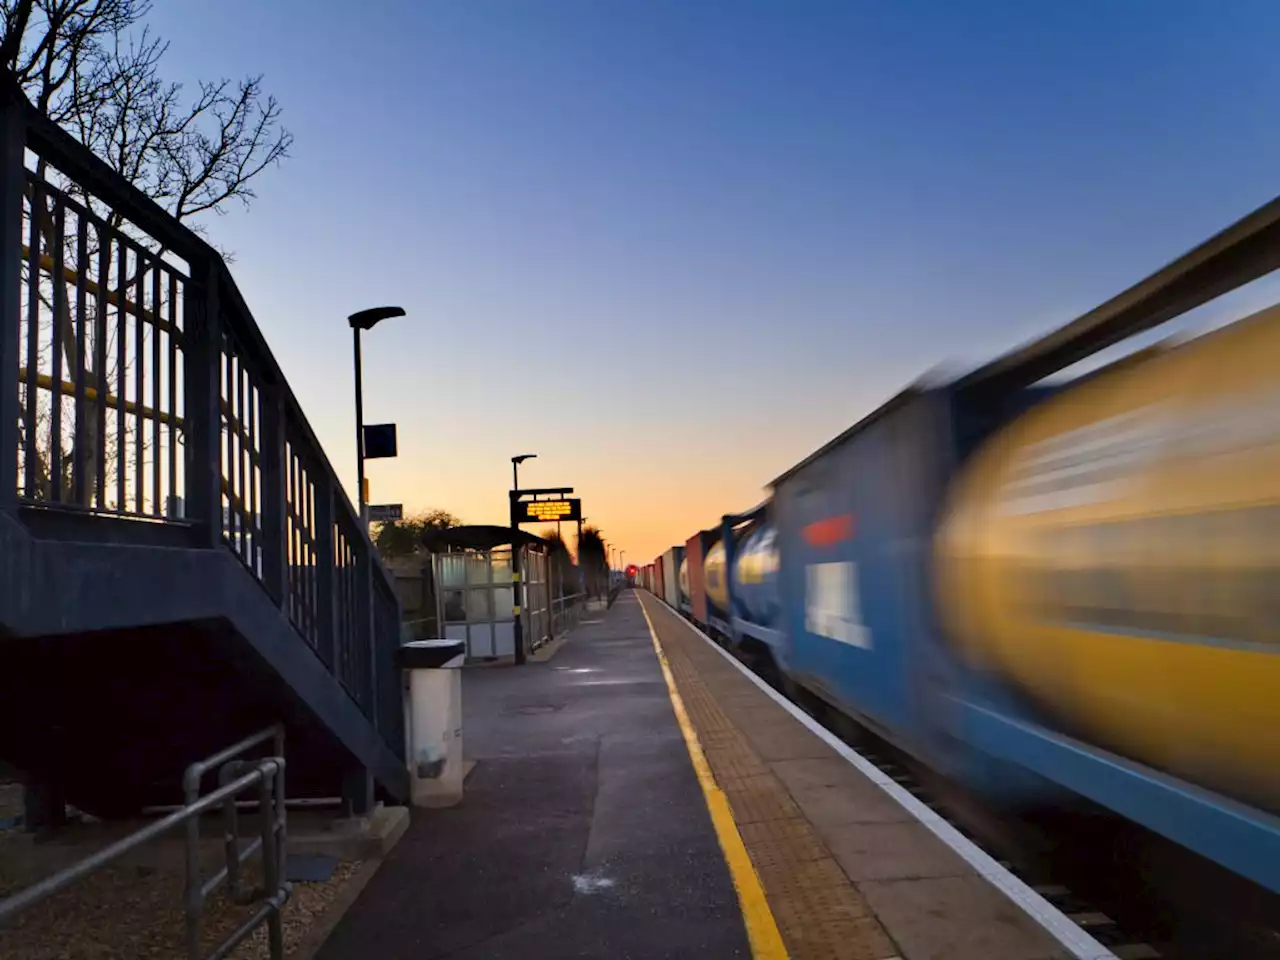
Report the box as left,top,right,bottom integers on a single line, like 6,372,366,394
348,306,407,330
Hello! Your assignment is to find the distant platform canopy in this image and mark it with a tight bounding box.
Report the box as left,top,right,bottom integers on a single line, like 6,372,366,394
420,525,550,553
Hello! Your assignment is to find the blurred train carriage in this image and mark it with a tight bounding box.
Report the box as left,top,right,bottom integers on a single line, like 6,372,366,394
638,197,1280,896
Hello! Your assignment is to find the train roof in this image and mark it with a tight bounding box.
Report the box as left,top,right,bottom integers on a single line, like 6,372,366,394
769,385,922,488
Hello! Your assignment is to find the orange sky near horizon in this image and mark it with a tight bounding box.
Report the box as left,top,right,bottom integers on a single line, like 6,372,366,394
360,437,782,567
349,376,884,567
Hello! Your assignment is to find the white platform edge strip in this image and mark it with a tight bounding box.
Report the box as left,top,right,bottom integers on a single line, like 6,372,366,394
660,601,1120,960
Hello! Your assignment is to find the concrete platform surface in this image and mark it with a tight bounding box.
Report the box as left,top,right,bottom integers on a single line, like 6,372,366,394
315,594,749,959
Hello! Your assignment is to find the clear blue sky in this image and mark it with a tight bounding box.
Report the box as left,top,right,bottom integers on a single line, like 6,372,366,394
148,0,1280,560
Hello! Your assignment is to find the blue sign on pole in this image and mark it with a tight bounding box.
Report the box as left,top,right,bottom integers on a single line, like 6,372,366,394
362,423,398,459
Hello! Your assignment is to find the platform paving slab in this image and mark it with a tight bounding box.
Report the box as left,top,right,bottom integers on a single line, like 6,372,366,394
860,875,1070,960
770,758,916,827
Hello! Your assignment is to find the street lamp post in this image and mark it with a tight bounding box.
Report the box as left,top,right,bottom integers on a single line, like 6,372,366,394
511,453,537,494
348,306,406,527
508,453,538,668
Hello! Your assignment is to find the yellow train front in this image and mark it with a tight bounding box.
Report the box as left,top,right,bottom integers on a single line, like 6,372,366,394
936,304,1280,819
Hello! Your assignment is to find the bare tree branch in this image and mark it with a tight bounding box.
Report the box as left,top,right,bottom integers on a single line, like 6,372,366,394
5,0,290,506
0,0,34,68
5,0,291,237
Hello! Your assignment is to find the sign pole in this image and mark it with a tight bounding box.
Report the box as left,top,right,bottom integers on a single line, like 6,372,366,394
353,326,366,528
509,489,525,666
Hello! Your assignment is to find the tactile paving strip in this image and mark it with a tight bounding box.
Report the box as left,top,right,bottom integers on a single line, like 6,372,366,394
642,595,902,960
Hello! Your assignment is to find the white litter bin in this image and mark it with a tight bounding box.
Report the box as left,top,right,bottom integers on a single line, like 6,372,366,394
396,639,466,809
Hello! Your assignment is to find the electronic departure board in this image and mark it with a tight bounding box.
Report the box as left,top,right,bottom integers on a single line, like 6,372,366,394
515,498,581,523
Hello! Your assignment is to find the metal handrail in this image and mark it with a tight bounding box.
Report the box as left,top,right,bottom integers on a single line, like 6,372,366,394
183,725,287,957
0,726,291,960
550,592,587,638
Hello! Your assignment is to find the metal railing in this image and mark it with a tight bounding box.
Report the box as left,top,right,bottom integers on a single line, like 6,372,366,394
0,75,403,759
0,726,290,960
400,590,588,655
551,591,586,636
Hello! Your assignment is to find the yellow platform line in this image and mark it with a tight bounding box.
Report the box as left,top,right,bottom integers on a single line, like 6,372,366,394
638,596,789,960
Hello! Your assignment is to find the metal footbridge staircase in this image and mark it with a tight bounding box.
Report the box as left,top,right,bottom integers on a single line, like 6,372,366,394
0,73,407,821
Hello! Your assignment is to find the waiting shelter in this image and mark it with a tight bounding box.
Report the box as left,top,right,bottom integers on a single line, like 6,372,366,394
420,525,552,662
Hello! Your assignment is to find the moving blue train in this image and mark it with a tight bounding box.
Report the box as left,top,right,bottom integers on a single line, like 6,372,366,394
638,197,1280,896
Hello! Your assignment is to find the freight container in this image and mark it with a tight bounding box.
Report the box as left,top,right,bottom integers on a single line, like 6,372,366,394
684,532,711,624
769,387,961,758
661,546,683,611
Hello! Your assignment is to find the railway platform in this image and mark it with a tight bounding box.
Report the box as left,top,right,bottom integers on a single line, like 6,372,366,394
315,592,1105,960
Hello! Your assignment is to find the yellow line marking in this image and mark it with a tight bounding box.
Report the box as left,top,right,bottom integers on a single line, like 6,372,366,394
638,594,789,960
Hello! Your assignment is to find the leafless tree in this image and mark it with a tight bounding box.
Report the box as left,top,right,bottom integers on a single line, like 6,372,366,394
2,0,292,508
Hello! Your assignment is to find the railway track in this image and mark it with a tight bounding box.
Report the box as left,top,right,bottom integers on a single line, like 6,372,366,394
717,633,1280,960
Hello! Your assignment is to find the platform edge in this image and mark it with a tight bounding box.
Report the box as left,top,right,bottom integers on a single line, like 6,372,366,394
662,598,1120,960
638,596,790,960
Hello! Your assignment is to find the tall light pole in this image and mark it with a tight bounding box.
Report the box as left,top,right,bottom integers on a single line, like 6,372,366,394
511,453,537,493
349,306,405,526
